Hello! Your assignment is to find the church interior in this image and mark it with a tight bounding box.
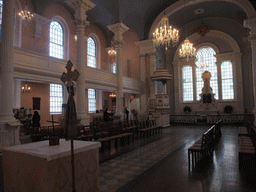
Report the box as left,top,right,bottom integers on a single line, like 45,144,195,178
1,0,256,191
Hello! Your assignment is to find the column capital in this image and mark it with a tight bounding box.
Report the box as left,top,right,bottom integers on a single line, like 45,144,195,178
66,0,95,27
244,17,256,40
135,39,156,55
107,22,129,42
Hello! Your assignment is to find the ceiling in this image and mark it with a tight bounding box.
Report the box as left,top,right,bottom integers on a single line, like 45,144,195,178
31,0,256,43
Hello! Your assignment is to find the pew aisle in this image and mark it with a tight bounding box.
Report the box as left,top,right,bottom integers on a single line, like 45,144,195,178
99,126,207,192
99,126,256,192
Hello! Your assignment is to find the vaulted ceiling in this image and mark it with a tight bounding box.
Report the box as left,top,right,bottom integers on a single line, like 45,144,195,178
31,0,256,42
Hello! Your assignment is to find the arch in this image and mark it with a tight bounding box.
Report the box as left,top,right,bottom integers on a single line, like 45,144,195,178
149,0,256,39
173,30,240,62
87,33,101,69
49,15,69,60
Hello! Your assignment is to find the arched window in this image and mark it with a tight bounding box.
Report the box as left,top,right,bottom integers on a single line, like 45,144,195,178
195,47,218,100
221,61,234,100
0,0,3,37
49,21,64,59
87,37,96,68
183,66,193,102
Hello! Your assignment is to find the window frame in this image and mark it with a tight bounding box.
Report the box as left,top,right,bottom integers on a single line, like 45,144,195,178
49,16,69,60
180,46,236,103
88,88,96,113
50,84,63,115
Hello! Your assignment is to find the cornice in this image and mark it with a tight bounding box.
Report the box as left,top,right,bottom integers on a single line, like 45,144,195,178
14,67,61,79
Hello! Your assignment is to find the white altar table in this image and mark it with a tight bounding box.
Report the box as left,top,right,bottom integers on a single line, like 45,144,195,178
2,139,101,192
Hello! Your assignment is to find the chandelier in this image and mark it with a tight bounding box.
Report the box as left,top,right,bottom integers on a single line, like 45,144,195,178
22,83,31,93
108,48,116,57
109,92,116,98
18,6,33,21
179,38,196,61
196,62,208,69
153,16,179,50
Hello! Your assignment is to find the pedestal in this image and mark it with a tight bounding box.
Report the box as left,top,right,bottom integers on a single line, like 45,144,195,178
0,121,21,150
2,139,101,192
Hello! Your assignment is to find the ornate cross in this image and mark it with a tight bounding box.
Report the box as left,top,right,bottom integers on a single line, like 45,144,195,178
61,60,80,88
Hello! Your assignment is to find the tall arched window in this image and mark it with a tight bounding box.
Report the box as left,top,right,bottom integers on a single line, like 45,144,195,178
87,37,96,68
195,47,218,100
49,21,64,59
0,0,3,38
221,61,234,100
183,66,193,102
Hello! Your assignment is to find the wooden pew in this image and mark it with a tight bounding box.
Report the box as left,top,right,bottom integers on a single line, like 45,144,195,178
188,120,222,170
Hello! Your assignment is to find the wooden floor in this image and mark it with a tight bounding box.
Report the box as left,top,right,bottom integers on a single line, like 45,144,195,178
116,125,256,192
1,125,256,192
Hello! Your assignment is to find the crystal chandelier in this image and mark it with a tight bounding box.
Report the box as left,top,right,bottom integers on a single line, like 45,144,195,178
109,92,116,98
18,6,33,21
179,38,196,61
196,62,208,69
22,83,31,93
153,16,179,50
108,48,116,57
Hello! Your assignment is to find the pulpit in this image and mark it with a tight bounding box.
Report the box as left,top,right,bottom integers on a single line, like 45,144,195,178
2,139,101,192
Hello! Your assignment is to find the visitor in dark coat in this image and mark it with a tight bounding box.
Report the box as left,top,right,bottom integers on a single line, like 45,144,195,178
32,111,41,128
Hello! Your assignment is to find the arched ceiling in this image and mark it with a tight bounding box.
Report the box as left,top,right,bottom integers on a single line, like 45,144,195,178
31,0,256,42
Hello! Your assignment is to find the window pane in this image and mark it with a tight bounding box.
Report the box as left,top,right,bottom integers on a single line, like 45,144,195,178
112,62,117,74
221,61,234,100
50,84,63,114
0,0,2,37
49,21,64,59
87,37,96,68
183,66,193,102
88,89,96,113
195,47,218,100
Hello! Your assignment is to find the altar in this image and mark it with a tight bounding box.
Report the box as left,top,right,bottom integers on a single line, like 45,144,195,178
2,139,101,192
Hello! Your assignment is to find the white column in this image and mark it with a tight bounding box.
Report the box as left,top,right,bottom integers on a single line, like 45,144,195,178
108,22,129,117
66,0,95,125
244,18,256,125
149,53,157,98
0,0,21,149
139,54,147,113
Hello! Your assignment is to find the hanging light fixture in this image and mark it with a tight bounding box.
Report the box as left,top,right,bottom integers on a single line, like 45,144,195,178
108,47,116,57
153,13,179,50
18,5,33,22
195,62,208,69
22,83,31,93
109,92,116,98
179,38,196,61
179,8,196,61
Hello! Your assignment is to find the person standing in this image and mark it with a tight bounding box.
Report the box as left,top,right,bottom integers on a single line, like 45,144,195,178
125,107,129,122
32,111,41,129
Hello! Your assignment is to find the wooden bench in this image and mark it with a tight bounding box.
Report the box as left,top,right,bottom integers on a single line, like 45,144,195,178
188,120,222,170
238,125,256,171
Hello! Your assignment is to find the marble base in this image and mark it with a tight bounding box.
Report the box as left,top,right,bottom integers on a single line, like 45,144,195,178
0,120,21,150
3,140,101,192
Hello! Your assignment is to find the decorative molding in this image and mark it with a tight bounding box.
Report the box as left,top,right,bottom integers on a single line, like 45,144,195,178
14,67,61,79
135,39,156,55
107,22,129,42
150,0,256,38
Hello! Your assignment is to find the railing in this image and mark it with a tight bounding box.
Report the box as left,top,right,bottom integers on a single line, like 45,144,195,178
170,114,254,124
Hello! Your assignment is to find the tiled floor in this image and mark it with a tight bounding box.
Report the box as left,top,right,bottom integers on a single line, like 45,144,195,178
99,125,256,192
1,125,256,192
